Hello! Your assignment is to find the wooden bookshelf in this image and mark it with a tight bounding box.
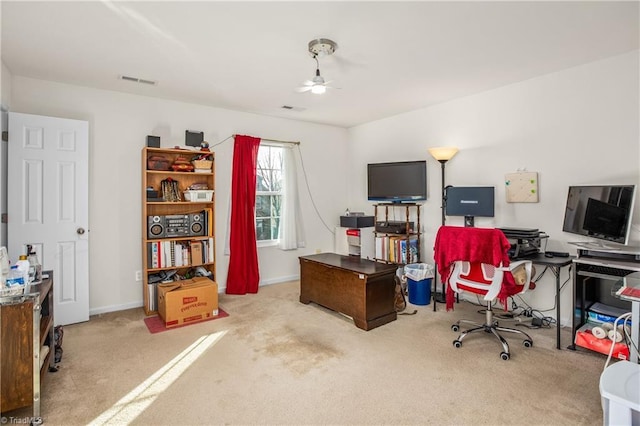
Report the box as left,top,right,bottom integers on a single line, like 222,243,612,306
141,147,216,315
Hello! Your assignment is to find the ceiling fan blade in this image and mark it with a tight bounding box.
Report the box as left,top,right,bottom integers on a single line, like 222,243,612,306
296,86,312,93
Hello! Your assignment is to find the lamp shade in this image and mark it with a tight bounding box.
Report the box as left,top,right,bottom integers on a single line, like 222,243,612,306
428,146,459,162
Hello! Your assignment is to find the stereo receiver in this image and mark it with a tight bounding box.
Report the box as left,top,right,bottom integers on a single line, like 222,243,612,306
375,220,414,234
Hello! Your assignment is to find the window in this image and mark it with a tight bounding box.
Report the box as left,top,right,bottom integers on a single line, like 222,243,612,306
256,145,283,242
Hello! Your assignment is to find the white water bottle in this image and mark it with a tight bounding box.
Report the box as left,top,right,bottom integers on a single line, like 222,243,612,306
16,255,31,285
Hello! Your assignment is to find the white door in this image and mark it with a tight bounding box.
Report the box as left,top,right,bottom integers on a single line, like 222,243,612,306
8,112,89,325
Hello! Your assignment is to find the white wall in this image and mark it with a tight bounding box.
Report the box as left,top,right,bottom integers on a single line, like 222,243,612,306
347,51,640,326
9,76,349,314
7,51,639,324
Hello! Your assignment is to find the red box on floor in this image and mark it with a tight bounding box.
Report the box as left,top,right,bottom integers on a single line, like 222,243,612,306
158,277,218,328
574,323,629,360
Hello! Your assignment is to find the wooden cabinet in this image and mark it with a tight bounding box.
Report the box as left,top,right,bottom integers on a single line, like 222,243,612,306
142,147,216,315
0,272,55,420
373,203,421,264
299,253,398,330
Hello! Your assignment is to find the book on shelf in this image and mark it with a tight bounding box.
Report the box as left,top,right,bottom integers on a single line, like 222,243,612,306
375,236,386,260
175,243,183,267
191,240,204,265
149,240,197,269
372,235,418,264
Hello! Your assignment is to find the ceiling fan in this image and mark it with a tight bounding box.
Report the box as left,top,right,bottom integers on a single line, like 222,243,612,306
297,38,338,94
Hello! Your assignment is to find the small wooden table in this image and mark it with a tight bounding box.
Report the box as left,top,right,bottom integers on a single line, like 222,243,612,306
299,253,398,330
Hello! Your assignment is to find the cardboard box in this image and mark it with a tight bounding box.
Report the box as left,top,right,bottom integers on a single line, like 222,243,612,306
158,277,218,328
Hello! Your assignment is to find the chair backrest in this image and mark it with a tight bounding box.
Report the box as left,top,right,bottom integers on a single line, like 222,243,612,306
449,261,505,301
449,259,534,302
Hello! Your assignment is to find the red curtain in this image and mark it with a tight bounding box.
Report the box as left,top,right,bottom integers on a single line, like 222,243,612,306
226,135,261,294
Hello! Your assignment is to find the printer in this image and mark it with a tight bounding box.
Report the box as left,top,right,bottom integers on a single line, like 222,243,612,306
499,228,548,259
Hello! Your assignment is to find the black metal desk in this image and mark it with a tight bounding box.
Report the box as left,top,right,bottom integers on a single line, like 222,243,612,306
529,253,575,350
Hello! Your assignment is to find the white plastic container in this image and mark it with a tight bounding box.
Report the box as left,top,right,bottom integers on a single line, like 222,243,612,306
27,245,42,283
183,190,214,202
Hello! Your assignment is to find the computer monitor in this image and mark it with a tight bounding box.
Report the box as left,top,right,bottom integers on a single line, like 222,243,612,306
562,185,636,245
445,186,495,227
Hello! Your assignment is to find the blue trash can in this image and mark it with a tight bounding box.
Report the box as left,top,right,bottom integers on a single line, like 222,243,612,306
404,263,434,306
407,277,432,305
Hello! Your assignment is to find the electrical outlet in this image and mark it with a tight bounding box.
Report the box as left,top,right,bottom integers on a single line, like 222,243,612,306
315,248,321,254
135,270,142,281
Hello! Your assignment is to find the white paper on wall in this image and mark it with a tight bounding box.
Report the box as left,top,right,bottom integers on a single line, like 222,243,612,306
505,172,539,203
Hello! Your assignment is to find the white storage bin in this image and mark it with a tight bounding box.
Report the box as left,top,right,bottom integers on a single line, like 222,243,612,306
184,190,214,202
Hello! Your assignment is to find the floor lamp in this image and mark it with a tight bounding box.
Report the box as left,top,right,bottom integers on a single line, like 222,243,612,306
428,146,458,306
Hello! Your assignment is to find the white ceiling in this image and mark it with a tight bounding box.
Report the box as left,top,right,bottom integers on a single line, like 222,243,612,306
2,1,638,128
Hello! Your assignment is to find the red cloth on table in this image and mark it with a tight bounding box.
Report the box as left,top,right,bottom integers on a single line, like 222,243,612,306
433,226,515,310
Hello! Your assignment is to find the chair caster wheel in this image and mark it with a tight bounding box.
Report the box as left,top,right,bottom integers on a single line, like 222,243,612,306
451,324,459,332
523,339,533,348
453,340,462,348
500,352,510,360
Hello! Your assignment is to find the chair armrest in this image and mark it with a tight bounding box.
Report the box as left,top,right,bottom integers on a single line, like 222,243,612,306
501,260,534,294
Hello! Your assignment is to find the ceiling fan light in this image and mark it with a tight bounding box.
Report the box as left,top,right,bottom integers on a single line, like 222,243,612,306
311,84,326,94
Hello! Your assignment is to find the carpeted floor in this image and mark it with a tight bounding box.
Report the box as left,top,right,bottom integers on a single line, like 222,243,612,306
4,280,608,425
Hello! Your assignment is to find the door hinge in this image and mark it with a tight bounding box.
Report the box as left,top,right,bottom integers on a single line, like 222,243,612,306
1,213,7,223
2,131,7,142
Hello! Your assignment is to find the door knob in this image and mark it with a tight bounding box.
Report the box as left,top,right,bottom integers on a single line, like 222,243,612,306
77,227,85,235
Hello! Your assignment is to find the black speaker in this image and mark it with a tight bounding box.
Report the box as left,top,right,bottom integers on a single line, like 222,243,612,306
185,130,204,147
189,212,206,236
147,216,165,238
146,135,160,148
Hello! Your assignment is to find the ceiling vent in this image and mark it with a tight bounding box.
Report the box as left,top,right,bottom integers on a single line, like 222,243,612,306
119,75,157,85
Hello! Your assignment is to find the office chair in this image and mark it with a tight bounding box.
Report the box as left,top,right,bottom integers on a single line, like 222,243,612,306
434,226,535,360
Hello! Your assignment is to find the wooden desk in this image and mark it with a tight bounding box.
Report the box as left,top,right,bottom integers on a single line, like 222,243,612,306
1,272,55,421
299,253,398,330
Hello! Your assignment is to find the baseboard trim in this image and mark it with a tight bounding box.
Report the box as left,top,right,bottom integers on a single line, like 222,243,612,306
259,274,300,286
90,301,143,316
90,275,300,316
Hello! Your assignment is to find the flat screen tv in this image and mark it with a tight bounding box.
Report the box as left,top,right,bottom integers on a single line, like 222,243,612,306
445,186,495,227
562,185,636,245
367,161,427,203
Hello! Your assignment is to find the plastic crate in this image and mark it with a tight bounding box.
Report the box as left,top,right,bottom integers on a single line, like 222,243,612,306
183,190,214,202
